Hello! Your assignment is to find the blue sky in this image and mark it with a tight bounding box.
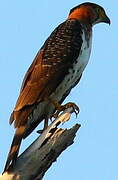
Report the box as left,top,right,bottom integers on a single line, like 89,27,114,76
0,0,117,179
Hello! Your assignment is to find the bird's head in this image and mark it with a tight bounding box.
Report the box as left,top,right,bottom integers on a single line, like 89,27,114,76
68,2,110,26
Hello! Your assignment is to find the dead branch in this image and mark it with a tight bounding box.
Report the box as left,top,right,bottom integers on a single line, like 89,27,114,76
0,108,81,180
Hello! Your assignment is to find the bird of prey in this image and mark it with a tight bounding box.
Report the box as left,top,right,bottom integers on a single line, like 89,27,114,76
4,2,110,172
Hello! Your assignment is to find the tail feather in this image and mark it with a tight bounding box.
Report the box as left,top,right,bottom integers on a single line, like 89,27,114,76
3,126,25,172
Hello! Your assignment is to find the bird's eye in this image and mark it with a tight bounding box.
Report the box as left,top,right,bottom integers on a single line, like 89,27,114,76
96,7,105,16
96,7,100,13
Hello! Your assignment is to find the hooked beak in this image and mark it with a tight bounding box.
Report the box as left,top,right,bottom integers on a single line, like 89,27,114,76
102,15,111,25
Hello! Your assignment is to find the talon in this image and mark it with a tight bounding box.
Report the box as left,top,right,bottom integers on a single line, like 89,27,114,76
37,130,43,134
51,110,60,119
53,102,80,119
64,102,80,117
37,117,49,134
50,116,54,121
47,97,80,119
73,104,80,117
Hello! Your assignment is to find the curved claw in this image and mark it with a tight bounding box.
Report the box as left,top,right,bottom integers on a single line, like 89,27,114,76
51,102,80,119
73,105,80,118
65,102,80,118
50,110,60,120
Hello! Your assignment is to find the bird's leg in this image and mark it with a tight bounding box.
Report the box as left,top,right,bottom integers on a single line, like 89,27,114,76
44,117,48,129
47,97,80,119
37,98,79,134
37,117,48,134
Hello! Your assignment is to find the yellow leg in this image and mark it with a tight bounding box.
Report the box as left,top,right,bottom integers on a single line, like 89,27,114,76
37,98,80,134
47,97,80,118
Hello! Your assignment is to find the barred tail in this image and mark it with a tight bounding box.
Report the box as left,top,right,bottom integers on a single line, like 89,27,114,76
3,125,25,173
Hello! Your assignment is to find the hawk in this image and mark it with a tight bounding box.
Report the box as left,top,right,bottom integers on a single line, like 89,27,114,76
4,2,110,172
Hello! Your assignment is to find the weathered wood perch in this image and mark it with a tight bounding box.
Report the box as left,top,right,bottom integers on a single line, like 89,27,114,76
0,108,81,180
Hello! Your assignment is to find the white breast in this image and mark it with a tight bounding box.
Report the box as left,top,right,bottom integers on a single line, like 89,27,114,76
51,30,92,102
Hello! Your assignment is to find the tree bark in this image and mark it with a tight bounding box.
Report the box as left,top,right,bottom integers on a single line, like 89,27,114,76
0,108,81,180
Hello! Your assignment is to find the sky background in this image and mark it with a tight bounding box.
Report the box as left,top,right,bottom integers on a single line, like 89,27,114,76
0,0,117,179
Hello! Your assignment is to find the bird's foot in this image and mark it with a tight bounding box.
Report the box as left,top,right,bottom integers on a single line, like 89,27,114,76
37,102,79,134
37,117,48,134
51,102,80,119
37,129,43,134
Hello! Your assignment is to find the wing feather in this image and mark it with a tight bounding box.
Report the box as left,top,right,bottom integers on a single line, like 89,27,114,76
12,19,83,126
